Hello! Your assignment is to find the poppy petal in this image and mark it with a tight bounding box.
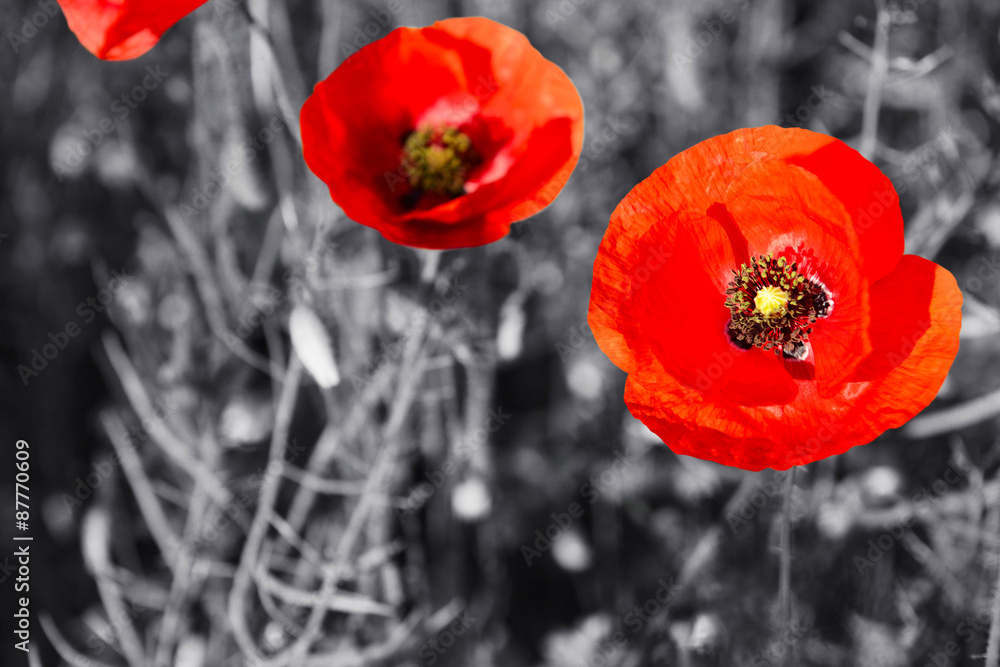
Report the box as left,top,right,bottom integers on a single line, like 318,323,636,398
621,211,798,406
623,375,828,471
590,126,834,375
620,258,961,471
591,125,962,470
724,159,872,392
58,0,209,60
787,141,905,282
300,17,584,249
848,255,963,428
300,29,487,224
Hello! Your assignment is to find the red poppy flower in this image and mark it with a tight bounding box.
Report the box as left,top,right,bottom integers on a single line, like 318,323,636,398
300,17,584,249
589,126,962,471
57,0,208,60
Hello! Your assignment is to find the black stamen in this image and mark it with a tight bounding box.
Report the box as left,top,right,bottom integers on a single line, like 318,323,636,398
724,254,832,356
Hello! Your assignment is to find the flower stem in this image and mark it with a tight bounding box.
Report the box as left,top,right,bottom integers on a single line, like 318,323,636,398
419,249,443,284
985,505,1000,666
779,466,797,666
860,0,890,161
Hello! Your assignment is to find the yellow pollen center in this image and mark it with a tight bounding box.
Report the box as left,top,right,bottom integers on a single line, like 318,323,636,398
754,285,789,317
401,126,474,197
423,145,452,173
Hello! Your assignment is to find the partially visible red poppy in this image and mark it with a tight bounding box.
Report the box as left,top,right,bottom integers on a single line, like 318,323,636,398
57,0,209,60
300,17,584,249
589,126,962,471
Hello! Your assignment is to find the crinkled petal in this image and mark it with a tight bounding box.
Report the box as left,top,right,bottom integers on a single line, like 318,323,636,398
724,159,872,392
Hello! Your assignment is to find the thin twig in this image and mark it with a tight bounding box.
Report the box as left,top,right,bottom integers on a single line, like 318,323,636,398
40,614,117,667
281,466,369,495
228,354,304,663
100,410,181,570
161,205,283,380
283,318,426,535
154,430,219,667
153,549,198,667
255,567,396,617
986,478,1000,666
103,333,233,506
905,386,1000,438
248,207,288,296
276,323,432,664
860,0,890,160
264,513,326,568
247,24,304,149
838,31,953,80
81,508,149,667
301,599,465,667
900,530,966,609
333,331,430,566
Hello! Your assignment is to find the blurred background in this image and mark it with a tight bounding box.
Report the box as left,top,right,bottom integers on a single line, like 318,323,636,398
2,0,1000,665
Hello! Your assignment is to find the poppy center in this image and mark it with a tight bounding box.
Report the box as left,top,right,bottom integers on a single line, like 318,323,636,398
724,254,832,359
753,285,789,317
401,125,476,198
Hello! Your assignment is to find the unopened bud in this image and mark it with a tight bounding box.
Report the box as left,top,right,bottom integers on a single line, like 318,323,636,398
290,306,340,388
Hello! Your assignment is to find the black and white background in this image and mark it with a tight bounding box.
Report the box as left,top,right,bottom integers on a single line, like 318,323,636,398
1,0,1000,665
